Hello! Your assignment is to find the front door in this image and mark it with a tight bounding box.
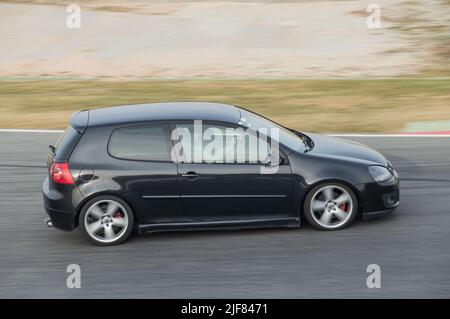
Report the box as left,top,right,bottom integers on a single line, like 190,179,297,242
172,121,294,222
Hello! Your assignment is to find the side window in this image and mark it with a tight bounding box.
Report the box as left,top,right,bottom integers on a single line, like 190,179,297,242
109,124,171,161
174,123,271,164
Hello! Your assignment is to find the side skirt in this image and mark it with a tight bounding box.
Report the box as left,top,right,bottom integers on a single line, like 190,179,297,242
138,217,300,234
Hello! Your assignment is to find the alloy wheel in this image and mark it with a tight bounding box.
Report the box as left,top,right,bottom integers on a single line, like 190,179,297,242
310,185,354,229
84,199,129,243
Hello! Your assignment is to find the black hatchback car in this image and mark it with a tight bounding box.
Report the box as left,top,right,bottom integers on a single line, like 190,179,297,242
43,102,399,245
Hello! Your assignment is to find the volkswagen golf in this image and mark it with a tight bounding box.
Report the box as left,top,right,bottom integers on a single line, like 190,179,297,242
43,102,400,246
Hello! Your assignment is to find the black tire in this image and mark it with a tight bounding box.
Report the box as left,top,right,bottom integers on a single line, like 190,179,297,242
79,195,135,246
303,182,358,231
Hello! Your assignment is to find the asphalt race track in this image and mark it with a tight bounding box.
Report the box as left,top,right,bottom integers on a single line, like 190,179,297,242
0,132,449,298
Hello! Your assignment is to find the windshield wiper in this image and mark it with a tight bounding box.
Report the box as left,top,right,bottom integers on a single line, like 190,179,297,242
290,129,314,153
302,137,311,152
299,136,313,153
304,134,314,152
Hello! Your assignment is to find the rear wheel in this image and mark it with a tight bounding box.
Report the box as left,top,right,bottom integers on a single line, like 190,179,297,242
79,196,134,246
304,182,358,230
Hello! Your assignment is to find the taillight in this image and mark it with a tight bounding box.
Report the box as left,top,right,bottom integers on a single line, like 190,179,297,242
50,162,75,185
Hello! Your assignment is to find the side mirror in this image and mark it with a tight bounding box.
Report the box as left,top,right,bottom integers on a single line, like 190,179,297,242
262,154,272,166
263,154,285,166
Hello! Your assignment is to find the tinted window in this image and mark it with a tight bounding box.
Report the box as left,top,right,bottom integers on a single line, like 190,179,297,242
54,126,81,160
240,110,305,153
109,125,171,161
175,123,270,164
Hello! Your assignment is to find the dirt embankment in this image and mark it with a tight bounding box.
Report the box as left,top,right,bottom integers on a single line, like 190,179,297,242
1,0,449,78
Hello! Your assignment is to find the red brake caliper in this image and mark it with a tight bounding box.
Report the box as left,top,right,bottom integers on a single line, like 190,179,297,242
338,203,348,212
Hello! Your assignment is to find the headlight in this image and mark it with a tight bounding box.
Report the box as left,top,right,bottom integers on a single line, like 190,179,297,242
368,165,393,183
387,161,399,178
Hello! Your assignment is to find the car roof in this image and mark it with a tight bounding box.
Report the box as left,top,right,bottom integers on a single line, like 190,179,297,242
76,102,242,129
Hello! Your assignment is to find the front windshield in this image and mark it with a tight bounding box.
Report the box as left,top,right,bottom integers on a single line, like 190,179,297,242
239,109,306,153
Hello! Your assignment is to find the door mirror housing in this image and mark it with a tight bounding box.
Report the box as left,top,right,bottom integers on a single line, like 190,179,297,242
263,154,285,166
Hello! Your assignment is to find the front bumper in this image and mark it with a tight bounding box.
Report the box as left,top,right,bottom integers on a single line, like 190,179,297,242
362,201,399,220
357,177,400,220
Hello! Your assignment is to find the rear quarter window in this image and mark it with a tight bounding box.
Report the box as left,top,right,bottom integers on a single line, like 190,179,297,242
54,126,81,161
108,124,172,162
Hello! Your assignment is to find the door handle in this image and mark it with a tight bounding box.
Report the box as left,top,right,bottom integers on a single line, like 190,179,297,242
181,171,198,179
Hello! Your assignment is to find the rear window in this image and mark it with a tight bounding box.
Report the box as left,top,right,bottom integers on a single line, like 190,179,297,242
53,126,81,160
108,124,172,162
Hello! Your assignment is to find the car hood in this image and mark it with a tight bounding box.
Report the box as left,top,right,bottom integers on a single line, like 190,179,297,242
306,133,388,166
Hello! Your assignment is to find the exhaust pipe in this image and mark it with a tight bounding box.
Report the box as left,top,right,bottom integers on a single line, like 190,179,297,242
44,217,53,228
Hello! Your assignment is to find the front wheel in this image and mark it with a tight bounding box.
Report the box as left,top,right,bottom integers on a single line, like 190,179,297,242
303,182,358,230
79,196,135,246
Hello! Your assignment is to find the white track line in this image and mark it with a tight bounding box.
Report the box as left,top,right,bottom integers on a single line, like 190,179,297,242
0,129,449,137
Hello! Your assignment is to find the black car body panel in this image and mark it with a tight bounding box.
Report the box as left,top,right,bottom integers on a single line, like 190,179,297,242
43,102,400,233
306,133,389,166
87,102,241,128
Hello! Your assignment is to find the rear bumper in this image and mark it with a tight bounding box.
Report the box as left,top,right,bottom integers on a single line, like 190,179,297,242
44,206,76,231
42,177,79,231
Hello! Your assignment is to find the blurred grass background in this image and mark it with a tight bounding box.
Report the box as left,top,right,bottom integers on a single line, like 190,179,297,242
1,79,449,132
1,1,449,132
